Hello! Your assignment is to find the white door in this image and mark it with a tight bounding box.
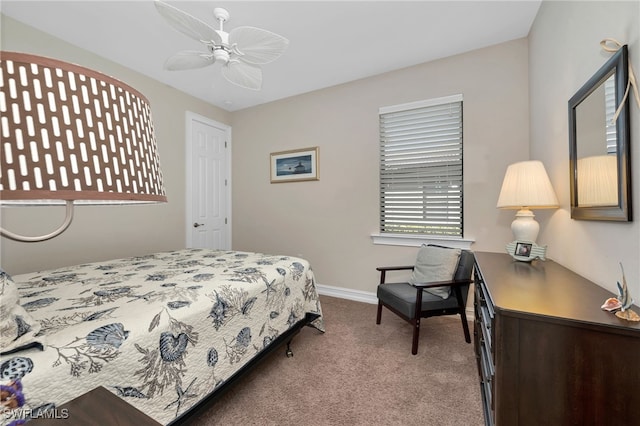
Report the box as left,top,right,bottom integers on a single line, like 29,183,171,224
186,112,231,249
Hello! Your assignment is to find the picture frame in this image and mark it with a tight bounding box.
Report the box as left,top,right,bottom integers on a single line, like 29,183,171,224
270,147,319,183
505,240,547,262
515,242,533,257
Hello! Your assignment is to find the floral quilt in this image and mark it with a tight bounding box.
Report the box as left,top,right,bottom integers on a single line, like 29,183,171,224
0,249,324,425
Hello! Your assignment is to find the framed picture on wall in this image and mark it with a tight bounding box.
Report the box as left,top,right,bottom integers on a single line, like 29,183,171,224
270,147,319,183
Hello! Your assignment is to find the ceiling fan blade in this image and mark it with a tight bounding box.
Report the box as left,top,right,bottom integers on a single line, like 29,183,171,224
229,26,289,65
222,61,262,90
164,51,215,70
155,1,221,45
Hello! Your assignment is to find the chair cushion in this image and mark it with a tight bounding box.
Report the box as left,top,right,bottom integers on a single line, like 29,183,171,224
408,245,461,299
377,283,461,319
0,268,43,355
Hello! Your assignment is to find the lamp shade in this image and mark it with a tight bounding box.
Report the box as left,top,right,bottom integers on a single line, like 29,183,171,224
0,51,167,206
577,155,618,207
496,161,559,209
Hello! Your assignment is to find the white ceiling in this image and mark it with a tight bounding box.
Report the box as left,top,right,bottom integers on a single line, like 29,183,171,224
1,1,542,112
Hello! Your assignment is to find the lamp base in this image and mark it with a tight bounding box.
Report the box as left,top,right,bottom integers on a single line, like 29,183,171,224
511,209,540,243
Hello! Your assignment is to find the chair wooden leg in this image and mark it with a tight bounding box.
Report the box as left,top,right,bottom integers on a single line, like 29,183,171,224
411,287,423,355
376,301,383,324
460,312,471,343
411,318,420,355
454,286,471,343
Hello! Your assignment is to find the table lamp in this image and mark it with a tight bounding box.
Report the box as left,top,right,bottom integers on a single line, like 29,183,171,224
497,161,558,261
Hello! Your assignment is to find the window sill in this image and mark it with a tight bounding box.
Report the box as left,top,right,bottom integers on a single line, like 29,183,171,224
371,233,475,250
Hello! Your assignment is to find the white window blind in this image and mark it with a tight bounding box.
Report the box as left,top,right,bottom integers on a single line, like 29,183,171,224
379,94,463,237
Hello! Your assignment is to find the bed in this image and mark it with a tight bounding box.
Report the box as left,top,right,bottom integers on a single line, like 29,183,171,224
0,249,324,425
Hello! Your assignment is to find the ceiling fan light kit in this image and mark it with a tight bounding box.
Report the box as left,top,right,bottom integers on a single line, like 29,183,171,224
155,0,289,91
213,49,230,64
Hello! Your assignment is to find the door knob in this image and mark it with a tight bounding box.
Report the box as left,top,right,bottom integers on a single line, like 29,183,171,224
193,222,204,228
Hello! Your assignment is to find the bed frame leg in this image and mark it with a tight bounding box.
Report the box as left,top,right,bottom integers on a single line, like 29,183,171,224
285,340,294,357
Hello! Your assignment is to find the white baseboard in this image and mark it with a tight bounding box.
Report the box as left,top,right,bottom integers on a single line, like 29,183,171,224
315,283,475,320
316,283,378,304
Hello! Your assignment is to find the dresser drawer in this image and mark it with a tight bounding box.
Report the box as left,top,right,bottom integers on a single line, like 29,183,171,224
474,263,496,426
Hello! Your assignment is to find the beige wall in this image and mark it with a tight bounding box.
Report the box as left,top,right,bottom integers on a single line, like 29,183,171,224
529,1,640,295
0,15,231,274
231,39,530,292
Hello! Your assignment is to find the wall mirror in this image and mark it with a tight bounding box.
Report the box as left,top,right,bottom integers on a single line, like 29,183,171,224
569,44,631,221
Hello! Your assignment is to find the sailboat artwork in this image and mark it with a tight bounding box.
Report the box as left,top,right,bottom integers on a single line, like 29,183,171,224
601,263,640,321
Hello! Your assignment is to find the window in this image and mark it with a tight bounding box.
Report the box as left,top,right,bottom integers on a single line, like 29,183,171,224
379,94,463,237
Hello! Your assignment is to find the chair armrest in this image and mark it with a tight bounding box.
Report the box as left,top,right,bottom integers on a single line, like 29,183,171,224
411,278,473,289
376,265,414,285
413,279,473,308
376,266,415,272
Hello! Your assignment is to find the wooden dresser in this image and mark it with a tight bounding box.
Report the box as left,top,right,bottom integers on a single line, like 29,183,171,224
473,251,640,426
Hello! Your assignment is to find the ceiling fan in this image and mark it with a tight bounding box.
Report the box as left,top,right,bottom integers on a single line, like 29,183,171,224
154,1,289,90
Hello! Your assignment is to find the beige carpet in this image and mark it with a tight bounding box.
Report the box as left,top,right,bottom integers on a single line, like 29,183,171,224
190,295,484,426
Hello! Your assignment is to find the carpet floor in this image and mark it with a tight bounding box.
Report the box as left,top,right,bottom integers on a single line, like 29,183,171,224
189,295,484,425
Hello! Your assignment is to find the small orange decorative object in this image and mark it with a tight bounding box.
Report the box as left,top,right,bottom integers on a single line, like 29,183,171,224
616,309,640,322
601,297,622,312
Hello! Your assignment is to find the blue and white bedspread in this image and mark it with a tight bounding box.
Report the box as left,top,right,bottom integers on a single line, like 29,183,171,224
0,249,324,425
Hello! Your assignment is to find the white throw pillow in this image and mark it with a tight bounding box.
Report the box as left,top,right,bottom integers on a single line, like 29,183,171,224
408,245,461,299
